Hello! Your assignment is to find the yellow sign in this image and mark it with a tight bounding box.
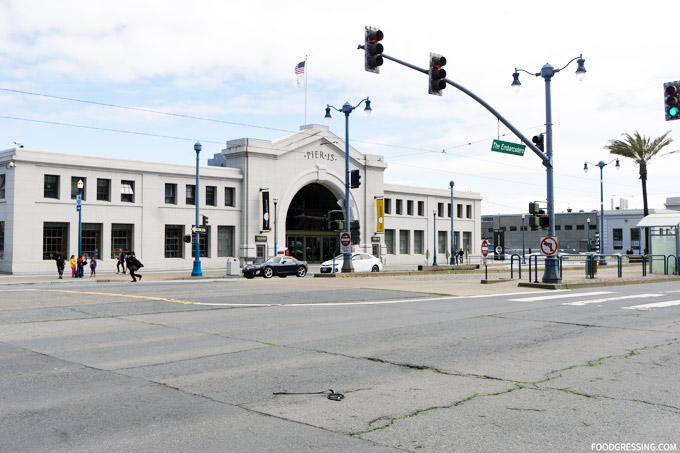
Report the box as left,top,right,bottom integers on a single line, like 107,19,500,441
376,199,384,232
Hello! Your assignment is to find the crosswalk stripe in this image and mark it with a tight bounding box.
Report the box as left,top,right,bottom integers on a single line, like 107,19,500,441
509,291,613,302
622,300,680,310
562,294,663,306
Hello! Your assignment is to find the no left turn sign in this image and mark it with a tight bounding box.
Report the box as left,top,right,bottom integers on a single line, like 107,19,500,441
540,237,558,256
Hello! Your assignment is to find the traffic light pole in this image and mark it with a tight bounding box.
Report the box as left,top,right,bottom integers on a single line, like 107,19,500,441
369,49,559,282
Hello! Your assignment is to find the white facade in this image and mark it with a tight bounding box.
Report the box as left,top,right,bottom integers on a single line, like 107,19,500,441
0,125,482,274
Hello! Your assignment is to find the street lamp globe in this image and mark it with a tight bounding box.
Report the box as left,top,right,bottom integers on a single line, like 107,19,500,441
77,179,84,190
363,99,372,117
575,56,587,81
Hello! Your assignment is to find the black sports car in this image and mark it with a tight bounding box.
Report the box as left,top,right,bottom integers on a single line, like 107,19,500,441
242,256,308,279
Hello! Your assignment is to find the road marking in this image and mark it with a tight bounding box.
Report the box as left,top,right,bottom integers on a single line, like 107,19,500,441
34,289,199,305
562,294,664,306
509,291,614,302
622,300,680,310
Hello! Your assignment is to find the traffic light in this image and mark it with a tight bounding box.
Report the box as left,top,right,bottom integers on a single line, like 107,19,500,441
428,53,447,96
364,26,384,74
183,235,191,243
529,202,540,214
350,220,360,244
664,81,680,121
350,169,361,188
202,215,209,225
539,215,550,229
532,133,545,152
328,220,346,231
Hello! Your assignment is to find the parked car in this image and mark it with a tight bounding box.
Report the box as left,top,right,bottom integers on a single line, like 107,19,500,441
319,253,383,273
243,256,308,279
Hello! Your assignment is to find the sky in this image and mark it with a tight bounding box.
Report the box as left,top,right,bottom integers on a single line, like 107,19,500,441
0,0,678,215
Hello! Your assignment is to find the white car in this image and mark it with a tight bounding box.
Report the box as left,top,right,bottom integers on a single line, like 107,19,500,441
319,253,383,273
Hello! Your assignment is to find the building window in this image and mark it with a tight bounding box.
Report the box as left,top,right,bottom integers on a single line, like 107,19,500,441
438,231,447,254
111,224,134,258
414,230,424,254
384,198,391,214
225,187,235,207
565,225,573,231
418,201,424,216
71,177,87,200
218,225,235,257
555,225,561,231
396,199,403,215
447,203,452,218
630,228,640,250
206,186,216,206
385,229,395,254
438,203,444,217
192,226,210,258
0,221,4,259
589,224,597,230
510,226,517,231
399,230,410,254
463,231,472,253
186,185,196,205
121,180,135,203
487,228,493,233
44,175,60,199
165,183,177,204
0,174,5,199
82,223,102,258
613,228,623,250
457,203,463,218
165,225,184,258
466,205,472,219
97,179,111,201
43,222,68,260
576,224,585,230
407,200,414,216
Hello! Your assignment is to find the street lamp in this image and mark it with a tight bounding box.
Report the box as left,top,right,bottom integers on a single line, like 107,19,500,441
77,179,83,277
584,158,619,264
449,181,455,264
521,214,526,264
273,196,279,257
587,217,591,252
433,210,438,266
512,54,586,283
191,141,203,277
324,97,372,272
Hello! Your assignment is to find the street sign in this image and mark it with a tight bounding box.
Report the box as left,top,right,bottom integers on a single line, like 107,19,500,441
491,139,525,156
192,226,207,234
340,232,351,253
481,239,489,257
540,236,558,256
76,205,81,212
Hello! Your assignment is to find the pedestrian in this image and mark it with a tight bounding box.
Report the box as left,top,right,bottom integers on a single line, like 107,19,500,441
127,251,143,282
77,254,85,278
89,256,97,277
117,248,126,274
70,254,77,278
55,252,65,279
458,248,464,264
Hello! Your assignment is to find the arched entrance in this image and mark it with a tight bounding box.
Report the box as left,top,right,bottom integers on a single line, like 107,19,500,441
285,183,343,263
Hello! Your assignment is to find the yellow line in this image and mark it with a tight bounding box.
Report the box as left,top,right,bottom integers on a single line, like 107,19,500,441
35,289,196,305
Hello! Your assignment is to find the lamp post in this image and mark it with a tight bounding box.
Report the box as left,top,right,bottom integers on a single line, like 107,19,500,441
584,158,619,264
273,196,279,257
449,181,455,264
324,97,372,272
191,141,203,277
433,210,438,266
511,54,586,283
521,214,526,264
587,217,591,252
77,179,83,277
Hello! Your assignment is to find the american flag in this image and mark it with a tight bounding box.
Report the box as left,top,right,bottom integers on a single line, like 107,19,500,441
294,61,305,75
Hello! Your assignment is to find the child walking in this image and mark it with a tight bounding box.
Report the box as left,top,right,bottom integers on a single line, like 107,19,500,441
89,256,97,277
70,255,77,278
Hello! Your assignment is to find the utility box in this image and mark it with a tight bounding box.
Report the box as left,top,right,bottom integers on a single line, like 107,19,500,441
226,258,240,276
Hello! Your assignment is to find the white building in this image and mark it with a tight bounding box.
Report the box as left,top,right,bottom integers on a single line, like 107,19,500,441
0,125,482,274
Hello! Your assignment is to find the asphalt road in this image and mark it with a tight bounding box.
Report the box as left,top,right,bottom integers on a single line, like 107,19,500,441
1,277,678,452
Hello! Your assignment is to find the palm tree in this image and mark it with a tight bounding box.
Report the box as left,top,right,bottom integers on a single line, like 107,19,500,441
605,130,676,252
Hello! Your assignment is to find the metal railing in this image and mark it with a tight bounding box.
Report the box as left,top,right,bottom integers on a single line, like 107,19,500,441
510,254,522,279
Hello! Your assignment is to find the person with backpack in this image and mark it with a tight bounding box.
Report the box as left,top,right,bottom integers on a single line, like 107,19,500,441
127,251,143,282
55,252,65,279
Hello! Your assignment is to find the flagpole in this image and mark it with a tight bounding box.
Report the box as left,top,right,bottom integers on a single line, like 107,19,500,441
304,55,308,125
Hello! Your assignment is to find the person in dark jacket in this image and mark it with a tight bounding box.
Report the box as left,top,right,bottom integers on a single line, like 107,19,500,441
127,251,143,282
55,252,65,279
117,248,126,274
